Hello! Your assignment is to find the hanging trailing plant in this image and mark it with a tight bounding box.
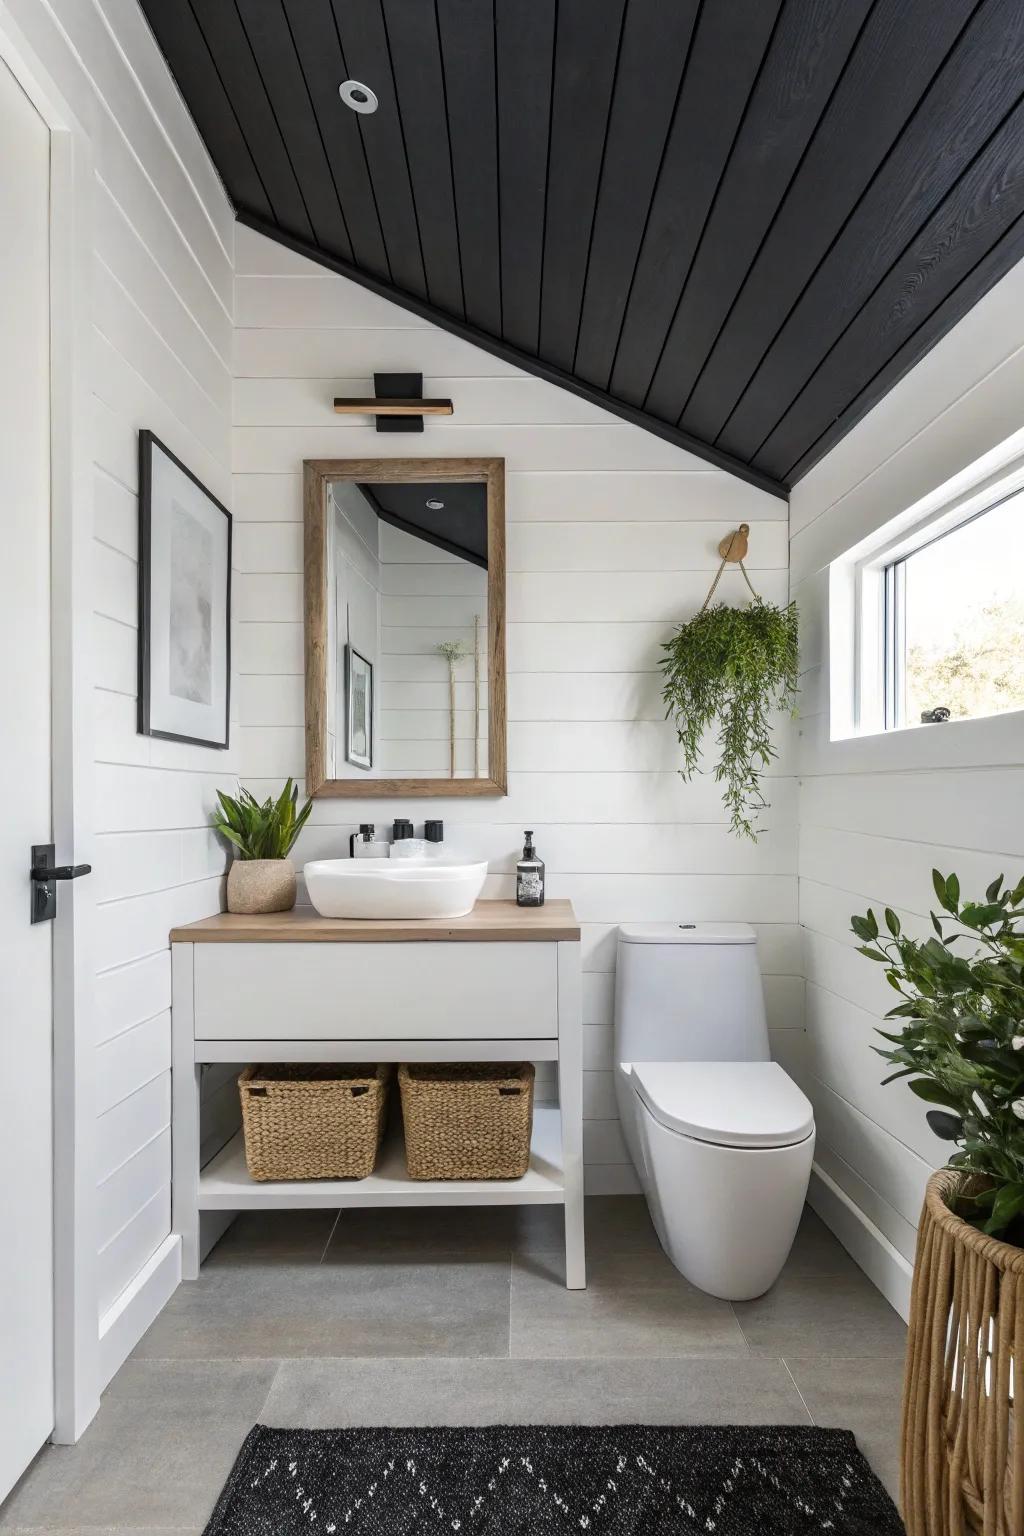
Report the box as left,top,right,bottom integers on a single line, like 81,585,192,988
660,527,798,839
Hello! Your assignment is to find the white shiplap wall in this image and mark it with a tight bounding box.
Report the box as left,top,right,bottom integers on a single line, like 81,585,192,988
7,0,235,1363
233,226,799,1192
790,253,1024,1310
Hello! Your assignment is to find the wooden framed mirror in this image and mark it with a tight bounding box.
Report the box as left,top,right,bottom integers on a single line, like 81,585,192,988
303,457,506,797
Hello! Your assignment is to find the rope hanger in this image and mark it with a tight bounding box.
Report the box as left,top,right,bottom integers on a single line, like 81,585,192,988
697,523,760,616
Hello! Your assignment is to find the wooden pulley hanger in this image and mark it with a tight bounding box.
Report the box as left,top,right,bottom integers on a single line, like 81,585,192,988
698,524,759,615
717,523,749,562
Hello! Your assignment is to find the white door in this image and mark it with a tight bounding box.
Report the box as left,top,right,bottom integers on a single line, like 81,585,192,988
0,57,54,1500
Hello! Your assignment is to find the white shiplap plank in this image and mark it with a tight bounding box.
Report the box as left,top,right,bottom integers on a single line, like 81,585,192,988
236,621,305,676
92,330,231,507
93,463,137,558
96,1075,172,1188
97,1185,171,1317
93,612,137,695
233,424,713,476
233,521,304,575
94,877,224,972
505,569,789,623
506,471,782,523
95,177,231,386
800,768,1024,855
508,520,788,572
97,1129,171,1251
94,259,227,464
95,952,172,1047
234,273,436,331
93,764,238,834
95,1013,171,1117
93,537,136,627
233,325,528,380
800,824,1023,918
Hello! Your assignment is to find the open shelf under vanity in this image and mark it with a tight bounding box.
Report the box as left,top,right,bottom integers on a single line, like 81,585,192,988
198,1103,565,1211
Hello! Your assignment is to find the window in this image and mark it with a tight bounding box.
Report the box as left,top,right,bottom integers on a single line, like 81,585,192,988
882,492,1024,729
830,452,1024,743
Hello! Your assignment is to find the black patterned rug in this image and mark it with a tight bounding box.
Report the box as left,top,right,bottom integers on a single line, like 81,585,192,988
203,1424,904,1534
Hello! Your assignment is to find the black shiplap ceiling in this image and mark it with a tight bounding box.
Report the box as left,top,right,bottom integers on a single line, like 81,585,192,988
143,0,1024,495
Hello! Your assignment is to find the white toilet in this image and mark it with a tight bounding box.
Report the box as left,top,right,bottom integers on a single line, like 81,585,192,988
613,922,814,1301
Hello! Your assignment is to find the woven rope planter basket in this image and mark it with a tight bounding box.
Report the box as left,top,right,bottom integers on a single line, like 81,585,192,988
398,1062,534,1180
238,1064,391,1181
902,1169,1024,1535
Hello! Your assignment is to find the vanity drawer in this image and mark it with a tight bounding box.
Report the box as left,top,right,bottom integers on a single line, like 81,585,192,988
191,942,558,1040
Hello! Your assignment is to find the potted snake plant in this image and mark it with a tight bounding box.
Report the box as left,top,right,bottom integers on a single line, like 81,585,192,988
212,779,312,914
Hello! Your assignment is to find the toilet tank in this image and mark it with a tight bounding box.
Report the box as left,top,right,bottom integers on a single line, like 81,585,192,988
614,923,769,1063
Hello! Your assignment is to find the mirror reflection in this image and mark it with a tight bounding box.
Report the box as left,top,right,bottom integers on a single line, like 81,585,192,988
326,480,489,780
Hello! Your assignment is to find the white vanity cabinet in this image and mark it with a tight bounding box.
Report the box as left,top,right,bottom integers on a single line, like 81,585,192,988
170,900,585,1287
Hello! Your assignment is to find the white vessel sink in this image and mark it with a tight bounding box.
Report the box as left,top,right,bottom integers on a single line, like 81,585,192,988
304,858,489,920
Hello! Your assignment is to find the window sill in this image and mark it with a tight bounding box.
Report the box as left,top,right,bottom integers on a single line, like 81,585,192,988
811,705,1024,776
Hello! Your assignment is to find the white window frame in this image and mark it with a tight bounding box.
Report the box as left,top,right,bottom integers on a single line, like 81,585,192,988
831,446,1024,743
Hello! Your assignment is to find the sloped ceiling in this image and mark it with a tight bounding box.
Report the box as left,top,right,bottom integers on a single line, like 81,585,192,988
142,0,1024,496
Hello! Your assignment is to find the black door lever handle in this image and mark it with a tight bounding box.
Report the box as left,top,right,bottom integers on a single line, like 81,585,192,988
29,843,92,922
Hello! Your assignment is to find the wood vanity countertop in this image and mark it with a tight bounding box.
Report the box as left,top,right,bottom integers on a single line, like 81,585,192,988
170,899,579,944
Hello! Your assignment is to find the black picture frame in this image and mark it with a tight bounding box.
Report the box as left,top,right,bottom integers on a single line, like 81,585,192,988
137,429,232,749
345,644,373,770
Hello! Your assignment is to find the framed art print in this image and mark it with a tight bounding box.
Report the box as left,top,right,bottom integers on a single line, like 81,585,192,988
138,430,231,748
345,645,373,770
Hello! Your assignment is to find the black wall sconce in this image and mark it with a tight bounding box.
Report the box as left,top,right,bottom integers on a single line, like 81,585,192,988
333,373,453,433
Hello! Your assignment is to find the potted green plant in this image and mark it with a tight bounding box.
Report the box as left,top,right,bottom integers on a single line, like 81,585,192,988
660,591,798,840
852,870,1024,1534
212,779,312,914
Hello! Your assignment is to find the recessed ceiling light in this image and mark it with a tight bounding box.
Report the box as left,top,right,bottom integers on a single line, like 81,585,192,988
339,79,378,115
426,499,444,510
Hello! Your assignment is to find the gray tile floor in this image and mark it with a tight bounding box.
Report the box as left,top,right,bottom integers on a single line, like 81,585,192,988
1,1198,907,1533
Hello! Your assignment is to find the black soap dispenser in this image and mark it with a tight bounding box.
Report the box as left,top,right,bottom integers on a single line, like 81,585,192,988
516,831,545,907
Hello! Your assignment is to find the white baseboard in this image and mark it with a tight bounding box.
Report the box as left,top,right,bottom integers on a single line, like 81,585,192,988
808,1163,913,1322
98,1234,181,1389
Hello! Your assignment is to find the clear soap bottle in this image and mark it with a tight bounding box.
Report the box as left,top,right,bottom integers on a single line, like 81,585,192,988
516,831,545,907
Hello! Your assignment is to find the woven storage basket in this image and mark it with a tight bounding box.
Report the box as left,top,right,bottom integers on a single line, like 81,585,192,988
902,1169,1024,1535
238,1063,390,1181
398,1062,535,1180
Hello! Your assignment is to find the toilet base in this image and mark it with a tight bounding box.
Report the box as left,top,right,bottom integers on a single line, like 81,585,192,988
637,1098,815,1301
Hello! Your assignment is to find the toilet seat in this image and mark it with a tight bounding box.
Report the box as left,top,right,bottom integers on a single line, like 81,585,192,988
631,1060,813,1149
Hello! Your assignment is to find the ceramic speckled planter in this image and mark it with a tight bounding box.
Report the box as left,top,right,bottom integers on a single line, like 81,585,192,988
227,858,296,914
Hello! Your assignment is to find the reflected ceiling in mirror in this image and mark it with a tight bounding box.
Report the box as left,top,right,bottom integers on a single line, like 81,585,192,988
303,458,506,798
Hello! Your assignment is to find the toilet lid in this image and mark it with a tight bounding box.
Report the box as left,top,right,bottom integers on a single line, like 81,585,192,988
631,1061,814,1149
